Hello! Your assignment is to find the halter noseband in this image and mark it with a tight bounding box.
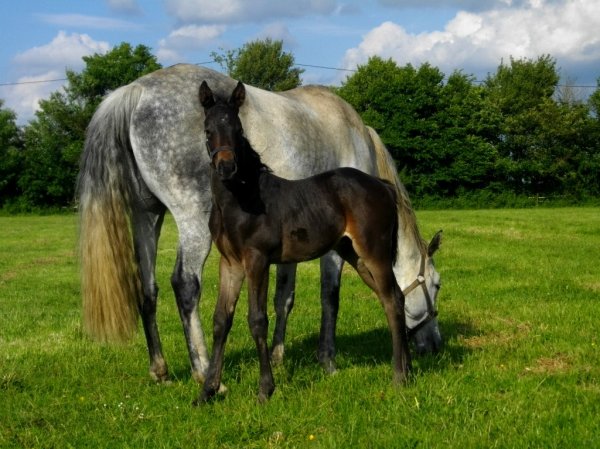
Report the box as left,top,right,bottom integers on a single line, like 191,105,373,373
206,141,235,161
402,254,438,338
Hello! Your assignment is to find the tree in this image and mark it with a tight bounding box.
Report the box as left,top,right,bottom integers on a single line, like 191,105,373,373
589,77,600,119
18,43,161,208
0,100,23,206
337,56,499,198
212,38,303,91
484,55,570,195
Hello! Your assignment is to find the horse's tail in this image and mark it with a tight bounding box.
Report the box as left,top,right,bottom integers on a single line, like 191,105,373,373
77,84,144,343
367,126,426,256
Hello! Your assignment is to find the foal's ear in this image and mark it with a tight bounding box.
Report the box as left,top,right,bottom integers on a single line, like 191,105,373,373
229,81,246,109
199,81,215,109
428,230,443,257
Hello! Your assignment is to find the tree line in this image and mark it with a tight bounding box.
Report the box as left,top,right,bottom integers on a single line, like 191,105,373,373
1,40,599,211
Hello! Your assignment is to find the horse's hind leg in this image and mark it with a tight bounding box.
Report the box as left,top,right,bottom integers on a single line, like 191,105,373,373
318,251,344,374
132,203,168,382
170,210,213,383
271,263,297,365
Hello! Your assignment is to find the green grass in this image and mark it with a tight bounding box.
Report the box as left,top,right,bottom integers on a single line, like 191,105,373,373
1,208,599,448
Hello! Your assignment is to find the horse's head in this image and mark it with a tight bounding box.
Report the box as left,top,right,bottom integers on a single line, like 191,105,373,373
403,230,443,354
199,80,246,181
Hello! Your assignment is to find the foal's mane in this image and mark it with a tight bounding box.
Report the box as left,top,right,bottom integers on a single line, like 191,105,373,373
238,133,271,176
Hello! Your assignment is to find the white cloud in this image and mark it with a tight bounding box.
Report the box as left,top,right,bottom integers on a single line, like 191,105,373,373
164,0,337,23
1,71,65,124
14,31,110,73
157,24,226,64
342,0,600,82
6,32,110,123
256,23,297,47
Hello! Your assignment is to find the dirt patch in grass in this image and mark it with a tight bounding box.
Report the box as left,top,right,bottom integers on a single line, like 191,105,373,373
521,353,572,376
457,317,532,349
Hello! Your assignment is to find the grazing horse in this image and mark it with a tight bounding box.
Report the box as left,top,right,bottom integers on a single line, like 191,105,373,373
198,81,441,403
78,64,442,387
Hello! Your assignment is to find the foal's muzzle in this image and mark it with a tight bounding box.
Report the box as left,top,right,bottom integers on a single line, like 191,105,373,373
207,143,237,180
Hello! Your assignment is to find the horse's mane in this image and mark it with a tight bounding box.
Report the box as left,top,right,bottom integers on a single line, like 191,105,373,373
367,127,428,255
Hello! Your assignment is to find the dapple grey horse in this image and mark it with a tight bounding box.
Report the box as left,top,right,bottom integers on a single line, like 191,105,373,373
78,64,442,385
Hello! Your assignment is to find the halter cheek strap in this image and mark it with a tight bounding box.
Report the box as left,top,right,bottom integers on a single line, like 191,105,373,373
402,255,438,337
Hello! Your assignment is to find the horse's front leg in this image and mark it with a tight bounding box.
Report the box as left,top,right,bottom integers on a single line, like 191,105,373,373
246,253,275,403
271,263,297,364
196,257,244,404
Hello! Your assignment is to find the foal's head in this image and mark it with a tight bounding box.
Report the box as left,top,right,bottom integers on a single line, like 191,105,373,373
199,80,246,181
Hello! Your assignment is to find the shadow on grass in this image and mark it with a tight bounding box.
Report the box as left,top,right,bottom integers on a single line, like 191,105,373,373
177,315,480,384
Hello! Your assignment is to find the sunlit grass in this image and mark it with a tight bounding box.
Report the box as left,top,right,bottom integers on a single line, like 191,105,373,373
1,209,599,448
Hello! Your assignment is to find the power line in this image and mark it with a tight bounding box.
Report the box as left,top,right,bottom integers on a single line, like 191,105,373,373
295,63,356,72
0,78,67,87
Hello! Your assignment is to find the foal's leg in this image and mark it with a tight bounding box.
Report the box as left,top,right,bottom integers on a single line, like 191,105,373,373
271,263,297,365
352,255,411,383
245,252,275,402
198,257,245,403
318,251,344,374
132,203,168,382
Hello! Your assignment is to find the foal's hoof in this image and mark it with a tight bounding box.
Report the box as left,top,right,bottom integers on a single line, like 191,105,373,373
193,387,219,406
192,371,228,395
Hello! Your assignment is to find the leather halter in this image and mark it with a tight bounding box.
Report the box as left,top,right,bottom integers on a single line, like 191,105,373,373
402,254,438,337
206,142,234,161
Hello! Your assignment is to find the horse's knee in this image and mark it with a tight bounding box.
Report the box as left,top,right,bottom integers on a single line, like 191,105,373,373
171,265,200,315
212,311,233,338
248,312,268,339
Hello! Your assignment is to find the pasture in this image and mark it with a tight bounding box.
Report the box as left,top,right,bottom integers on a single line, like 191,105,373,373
1,208,599,448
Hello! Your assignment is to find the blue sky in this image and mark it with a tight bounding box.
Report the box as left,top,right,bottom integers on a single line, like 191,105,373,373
1,0,599,123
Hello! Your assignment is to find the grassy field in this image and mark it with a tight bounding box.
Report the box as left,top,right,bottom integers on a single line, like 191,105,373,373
1,208,599,448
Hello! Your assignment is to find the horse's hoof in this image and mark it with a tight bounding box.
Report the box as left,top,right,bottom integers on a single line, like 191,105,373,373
191,370,205,384
149,367,170,383
271,345,284,365
393,370,410,385
257,384,275,404
320,359,337,375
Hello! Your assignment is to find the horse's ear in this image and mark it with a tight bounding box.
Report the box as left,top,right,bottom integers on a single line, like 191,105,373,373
428,230,443,257
229,81,246,109
199,81,215,109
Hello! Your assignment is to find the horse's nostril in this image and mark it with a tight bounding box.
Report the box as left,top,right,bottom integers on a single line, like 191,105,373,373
217,161,237,180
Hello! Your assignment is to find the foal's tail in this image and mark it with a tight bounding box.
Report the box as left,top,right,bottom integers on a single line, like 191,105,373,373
367,127,426,254
77,84,144,343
